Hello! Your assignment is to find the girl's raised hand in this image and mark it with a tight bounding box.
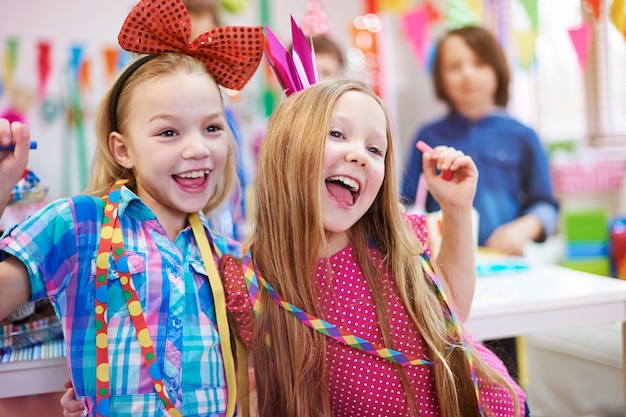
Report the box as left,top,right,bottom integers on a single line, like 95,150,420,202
0,119,30,189
0,119,31,216
420,145,478,213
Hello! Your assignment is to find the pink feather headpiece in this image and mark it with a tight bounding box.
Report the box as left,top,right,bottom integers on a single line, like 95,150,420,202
264,16,319,96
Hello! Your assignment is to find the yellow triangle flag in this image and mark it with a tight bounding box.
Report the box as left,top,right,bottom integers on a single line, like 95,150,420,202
512,29,536,70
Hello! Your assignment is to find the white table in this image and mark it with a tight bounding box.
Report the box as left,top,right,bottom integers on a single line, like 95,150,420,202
0,357,67,398
3,262,626,404
465,262,626,416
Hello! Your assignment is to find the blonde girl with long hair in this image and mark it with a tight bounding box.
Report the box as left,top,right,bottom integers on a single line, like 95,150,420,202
222,79,526,416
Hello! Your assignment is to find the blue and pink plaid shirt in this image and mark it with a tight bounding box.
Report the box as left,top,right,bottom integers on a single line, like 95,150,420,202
0,187,241,416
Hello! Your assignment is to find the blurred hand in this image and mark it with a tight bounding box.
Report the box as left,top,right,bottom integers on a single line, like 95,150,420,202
485,214,543,256
60,377,84,417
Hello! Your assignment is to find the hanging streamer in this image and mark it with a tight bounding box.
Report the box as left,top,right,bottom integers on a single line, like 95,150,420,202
567,23,592,72
64,44,89,194
259,0,277,117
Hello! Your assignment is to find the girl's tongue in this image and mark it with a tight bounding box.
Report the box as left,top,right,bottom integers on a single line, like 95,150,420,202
174,175,206,188
326,182,355,206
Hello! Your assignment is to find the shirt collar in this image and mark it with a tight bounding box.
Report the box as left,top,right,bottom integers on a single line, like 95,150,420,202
448,108,508,126
113,185,162,224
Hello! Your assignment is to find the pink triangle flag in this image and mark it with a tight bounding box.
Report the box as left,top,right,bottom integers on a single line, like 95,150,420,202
567,23,592,72
400,6,431,69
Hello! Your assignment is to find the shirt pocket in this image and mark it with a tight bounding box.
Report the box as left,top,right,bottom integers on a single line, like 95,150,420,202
480,145,523,192
87,250,148,317
189,259,216,322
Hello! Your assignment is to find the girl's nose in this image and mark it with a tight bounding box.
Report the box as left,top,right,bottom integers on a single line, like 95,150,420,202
345,147,367,166
182,133,210,159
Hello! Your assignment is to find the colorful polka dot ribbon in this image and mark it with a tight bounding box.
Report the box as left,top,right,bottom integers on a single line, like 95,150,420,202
95,180,181,417
241,252,435,367
419,255,484,417
242,251,484,415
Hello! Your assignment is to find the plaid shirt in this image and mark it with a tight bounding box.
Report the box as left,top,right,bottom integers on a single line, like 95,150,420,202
0,187,240,416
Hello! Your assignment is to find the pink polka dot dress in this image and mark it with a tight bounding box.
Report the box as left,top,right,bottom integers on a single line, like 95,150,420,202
223,214,526,416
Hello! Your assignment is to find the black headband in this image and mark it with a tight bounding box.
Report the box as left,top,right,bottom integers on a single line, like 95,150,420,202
108,54,157,132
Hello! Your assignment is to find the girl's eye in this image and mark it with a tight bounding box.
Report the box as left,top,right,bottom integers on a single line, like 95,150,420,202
330,130,344,139
206,124,223,133
159,129,177,137
368,146,383,156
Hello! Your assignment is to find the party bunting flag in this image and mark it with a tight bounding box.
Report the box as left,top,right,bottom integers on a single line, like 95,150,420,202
519,0,539,31
466,0,485,21
400,6,432,69
220,0,248,14
567,23,592,72
36,41,51,101
102,46,120,81
376,0,412,14
79,58,91,93
446,0,479,29
610,0,626,39
3,37,19,93
512,28,536,70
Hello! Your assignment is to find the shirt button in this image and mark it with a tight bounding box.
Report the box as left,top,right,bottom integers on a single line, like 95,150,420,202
172,317,183,328
166,378,178,392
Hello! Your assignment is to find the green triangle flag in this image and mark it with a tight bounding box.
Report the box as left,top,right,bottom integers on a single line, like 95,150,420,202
519,0,539,31
446,0,479,29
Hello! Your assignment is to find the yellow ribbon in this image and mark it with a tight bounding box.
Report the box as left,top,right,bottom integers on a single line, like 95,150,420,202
189,213,238,417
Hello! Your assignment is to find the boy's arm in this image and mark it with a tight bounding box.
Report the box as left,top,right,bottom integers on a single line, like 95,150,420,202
0,255,31,320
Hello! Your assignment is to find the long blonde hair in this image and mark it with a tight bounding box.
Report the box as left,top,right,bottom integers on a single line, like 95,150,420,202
249,79,519,416
84,52,238,215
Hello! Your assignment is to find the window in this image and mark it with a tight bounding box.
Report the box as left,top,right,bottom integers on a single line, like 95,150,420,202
503,0,626,145
590,0,626,142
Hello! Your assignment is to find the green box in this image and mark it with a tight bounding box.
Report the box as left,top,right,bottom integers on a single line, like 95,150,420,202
562,208,608,242
561,256,611,276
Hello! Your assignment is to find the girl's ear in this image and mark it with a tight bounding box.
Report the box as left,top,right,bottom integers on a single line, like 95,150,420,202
109,132,134,169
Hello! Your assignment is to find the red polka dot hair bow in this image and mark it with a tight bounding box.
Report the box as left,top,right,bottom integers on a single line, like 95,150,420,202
118,0,264,90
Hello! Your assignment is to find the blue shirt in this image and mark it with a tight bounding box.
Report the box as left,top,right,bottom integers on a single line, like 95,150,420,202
0,187,241,416
400,111,559,246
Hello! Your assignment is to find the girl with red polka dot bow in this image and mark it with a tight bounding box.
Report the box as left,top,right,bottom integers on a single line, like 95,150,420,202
0,0,263,416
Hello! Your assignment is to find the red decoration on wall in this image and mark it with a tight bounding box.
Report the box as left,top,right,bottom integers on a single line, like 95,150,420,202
36,41,51,100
